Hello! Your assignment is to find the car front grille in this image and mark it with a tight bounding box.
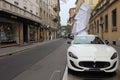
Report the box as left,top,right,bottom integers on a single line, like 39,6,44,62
79,61,110,68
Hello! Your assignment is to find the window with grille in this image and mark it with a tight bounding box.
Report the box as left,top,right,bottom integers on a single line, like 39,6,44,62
112,8,117,32
105,14,108,32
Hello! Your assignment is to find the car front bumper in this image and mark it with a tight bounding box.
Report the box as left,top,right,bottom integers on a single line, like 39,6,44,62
67,57,118,72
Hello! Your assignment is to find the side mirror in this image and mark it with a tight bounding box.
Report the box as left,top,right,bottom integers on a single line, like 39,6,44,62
67,41,71,44
105,40,109,44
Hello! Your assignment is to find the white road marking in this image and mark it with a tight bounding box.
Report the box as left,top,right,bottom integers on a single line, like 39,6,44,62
50,70,61,80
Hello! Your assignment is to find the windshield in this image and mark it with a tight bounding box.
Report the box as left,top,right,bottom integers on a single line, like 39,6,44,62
73,36,104,44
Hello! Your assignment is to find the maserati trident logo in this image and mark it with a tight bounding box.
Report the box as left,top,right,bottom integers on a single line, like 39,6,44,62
93,62,96,68
93,64,96,68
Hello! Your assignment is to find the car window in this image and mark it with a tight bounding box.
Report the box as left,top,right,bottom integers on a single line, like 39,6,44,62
73,36,104,44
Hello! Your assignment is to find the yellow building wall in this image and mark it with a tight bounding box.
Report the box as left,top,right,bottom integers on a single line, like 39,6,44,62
89,0,120,41
76,0,98,12
84,0,99,10
103,1,120,41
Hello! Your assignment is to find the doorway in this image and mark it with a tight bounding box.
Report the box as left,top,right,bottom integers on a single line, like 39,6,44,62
23,23,28,43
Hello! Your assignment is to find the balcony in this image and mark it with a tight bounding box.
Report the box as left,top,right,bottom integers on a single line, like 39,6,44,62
0,0,41,23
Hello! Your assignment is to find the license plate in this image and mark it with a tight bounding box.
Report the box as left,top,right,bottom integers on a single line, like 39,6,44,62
88,68,100,71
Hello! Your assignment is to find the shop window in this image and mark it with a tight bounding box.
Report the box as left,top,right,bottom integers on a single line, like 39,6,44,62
0,24,16,44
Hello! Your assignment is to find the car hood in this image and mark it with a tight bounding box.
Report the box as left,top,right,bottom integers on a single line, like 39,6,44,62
68,44,116,58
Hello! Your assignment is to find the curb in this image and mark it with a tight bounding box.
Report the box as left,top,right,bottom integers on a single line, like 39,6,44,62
0,47,31,57
0,39,59,57
62,66,68,80
118,62,120,72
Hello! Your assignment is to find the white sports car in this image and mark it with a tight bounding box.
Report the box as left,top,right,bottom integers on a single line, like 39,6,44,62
67,35,119,72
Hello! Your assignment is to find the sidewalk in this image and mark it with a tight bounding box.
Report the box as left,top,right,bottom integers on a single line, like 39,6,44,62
0,39,59,57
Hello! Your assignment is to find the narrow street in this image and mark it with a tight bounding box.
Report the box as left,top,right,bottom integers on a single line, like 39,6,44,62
0,39,69,80
1,0,120,80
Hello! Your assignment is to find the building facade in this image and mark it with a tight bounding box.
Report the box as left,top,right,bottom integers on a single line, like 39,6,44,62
38,0,60,40
84,0,99,10
0,0,60,47
89,0,120,42
49,0,60,39
75,0,98,13
38,0,49,41
75,0,84,13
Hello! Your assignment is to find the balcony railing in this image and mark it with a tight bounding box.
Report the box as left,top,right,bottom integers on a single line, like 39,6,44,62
0,0,41,23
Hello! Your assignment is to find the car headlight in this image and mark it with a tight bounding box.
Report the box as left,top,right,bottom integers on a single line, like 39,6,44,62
111,52,117,60
68,52,78,59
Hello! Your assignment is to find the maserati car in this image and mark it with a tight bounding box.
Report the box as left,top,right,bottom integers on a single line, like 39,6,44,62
67,35,119,72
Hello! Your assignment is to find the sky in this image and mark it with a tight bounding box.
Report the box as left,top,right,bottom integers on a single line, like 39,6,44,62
60,0,76,26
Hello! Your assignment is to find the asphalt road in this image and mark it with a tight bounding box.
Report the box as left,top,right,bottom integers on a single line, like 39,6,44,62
0,39,69,80
68,70,120,80
68,44,120,80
